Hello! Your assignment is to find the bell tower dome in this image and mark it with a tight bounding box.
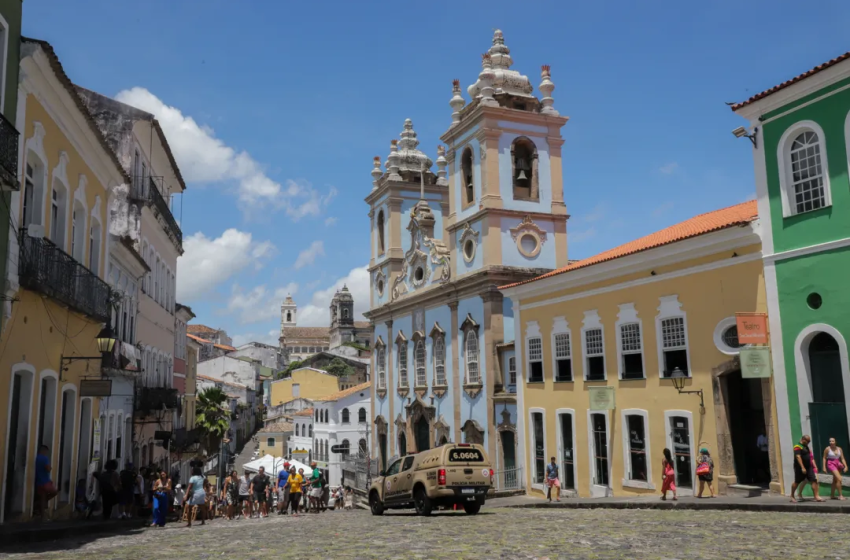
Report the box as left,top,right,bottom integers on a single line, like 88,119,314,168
281,294,297,334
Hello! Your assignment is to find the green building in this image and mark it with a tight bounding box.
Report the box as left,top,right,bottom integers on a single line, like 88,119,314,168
0,0,22,331
733,51,850,495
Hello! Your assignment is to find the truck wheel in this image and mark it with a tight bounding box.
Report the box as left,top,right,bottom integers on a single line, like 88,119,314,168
369,492,384,516
414,487,433,516
463,502,481,515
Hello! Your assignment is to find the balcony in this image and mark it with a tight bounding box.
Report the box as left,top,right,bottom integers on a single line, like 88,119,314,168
130,176,182,249
136,386,181,413
0,111,19,191
18,232,110,322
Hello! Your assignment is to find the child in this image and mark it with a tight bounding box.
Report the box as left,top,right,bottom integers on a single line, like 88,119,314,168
344,487,354,510
661,448,678,501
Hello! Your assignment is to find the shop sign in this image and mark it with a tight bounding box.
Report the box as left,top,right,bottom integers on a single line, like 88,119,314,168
736,313,769,345
741,347,772,378
589,386,615,410
80,379,112,397
92,419,102,460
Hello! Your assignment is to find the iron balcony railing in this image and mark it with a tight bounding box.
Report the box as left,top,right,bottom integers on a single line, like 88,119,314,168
18,232,110,322
0,111,20,190
131,176,182,248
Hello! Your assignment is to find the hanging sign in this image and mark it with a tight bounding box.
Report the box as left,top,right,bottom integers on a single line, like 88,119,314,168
589,386,615,410
92,419,102,460
736,313,769,345
80,379,112,397
741,346,772,378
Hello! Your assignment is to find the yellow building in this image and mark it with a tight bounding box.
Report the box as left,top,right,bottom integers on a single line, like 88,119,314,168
270,367,345,406
0,39,129,522
501,201,784,499
258,421,293,458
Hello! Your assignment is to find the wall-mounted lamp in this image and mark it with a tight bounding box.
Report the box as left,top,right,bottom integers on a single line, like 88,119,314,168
60,324,118,380
732,126,758,148
669,367,705,415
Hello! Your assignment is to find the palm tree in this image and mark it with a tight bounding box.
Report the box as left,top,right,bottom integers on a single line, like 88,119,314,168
196,387,230,454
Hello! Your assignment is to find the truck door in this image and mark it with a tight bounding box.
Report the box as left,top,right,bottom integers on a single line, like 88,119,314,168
382,459,403,503
395,456,416,501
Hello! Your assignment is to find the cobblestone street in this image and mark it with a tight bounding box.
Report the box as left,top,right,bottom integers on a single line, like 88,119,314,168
1,507,840,559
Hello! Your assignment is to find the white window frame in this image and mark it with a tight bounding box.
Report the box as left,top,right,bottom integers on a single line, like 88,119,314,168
777,120,831,217
713,316,742,356
433,335,446,386
528,407,547,492
465,331,480,384
664,409,696,494
551,316,573,382
555,408,577,493
620,408,654,490
525,320,543,382
397,339,408,388
586,409,611,497
581,310,606,381
615,303,645,380
655,295,691,378
507,356,516,388
414,339,427,387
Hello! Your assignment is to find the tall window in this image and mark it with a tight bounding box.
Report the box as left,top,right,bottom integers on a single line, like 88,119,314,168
341,409,350,424
461,146,474,205
377,347,386,389
584,329,605,381
50,182,67,248
625,414,648,482
296,424,300,437
554,333,572,382
511,137,538,200
508,356,516,387
619,323,644,379
789,131,826,214
71,202,85,261
433,336,446,386
415,340,427,387
23,162,37,227
660,317,688,376
358,408,366,423
559,413,575,490
527,337,543,382
89,220,102,274
397,340,408,387
591,413,609,486
532,412,545,484
465,331,480,384
377,210,385,254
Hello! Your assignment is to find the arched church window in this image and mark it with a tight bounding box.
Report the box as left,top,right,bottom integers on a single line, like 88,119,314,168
466,331,480,384
286,311,292,322
377,210,386,254
511,137,538,201
342,309,350,319
415,340,427,387
462,146,474,205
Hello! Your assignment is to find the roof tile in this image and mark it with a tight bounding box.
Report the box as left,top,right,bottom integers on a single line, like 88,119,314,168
315,381,372,402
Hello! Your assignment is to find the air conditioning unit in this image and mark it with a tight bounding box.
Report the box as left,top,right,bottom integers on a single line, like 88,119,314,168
27,224,45,238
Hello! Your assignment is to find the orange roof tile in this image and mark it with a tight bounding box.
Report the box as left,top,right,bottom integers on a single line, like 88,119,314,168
732,51,850,110
293,408,314,417
500,201,758,290
187,333,212,344
214,343,236,352
188,324,218,334
315,381,372,402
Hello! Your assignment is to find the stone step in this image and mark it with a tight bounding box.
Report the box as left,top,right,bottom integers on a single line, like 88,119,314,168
727,484,767,498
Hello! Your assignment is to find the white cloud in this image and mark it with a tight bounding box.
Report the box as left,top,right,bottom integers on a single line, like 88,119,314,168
231,329,280,348
296,266,370,327
324,217,338,226
227,283,298,325
114,87,336,217
659,162,679,175
177,229,275,300
294,240,325,270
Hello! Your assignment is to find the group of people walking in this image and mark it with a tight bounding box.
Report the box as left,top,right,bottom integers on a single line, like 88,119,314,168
790,435,848,502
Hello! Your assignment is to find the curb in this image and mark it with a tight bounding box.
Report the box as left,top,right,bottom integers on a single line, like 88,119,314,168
0,518,148,549
500,500,850,514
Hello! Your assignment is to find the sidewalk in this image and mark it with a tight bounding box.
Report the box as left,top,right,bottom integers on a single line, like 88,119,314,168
0,517,147,549
488,492,850,514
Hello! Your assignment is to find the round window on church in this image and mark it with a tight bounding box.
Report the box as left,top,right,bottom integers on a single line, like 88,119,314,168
463,239,476,263
414,266,425,283
517,232,541,258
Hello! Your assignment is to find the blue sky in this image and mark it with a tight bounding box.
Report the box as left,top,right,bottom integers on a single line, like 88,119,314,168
22,0,850,345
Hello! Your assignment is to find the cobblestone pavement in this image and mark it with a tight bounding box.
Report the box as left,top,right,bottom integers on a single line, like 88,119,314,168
0,507,839,559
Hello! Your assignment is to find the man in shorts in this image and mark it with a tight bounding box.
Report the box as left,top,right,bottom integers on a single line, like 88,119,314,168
250,466,271,518
308,462,323,513
238,470,253,519
791,435,824,502
277,462,291,514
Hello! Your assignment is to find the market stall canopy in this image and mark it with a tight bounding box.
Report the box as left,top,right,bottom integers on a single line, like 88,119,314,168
242,455,313,477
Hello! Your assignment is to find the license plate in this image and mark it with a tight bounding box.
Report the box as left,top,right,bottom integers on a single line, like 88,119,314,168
461,488,475,494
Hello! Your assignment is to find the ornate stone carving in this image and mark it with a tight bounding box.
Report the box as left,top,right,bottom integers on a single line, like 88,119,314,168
436,146,448,187
459,222,480,264
434,415,451,445
467,30,534,101
374,269,387,298
391,198,452,301
539,65,558,116
449,79,465,127
510,215,548,258
371,156,382,189
461,419,485,445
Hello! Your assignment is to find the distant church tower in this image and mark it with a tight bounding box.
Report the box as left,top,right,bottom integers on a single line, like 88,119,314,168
329,285,355,347
281,294,297,334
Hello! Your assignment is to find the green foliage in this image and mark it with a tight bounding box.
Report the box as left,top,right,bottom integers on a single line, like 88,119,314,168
342,341,370,352
326,357,355,378
277,360,303,379
195,387,230,453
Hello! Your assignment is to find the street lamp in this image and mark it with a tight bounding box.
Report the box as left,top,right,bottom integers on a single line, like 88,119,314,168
96,324,118,353
60,323,119,379
669,367,705,414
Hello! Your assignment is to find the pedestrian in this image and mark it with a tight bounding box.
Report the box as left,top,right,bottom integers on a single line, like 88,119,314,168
250,466,271,518
222,470,240,519
151,470,171,528
118,463,136,519
184,466,208,527
135,468,146,511
287,466,304,517
238,470,253,519
791,435,824,503
822,437,848,501
545,456,561,502
695,447,715,498
277,463,291,515
660,448,677,501
99,460,122,519
34,445,58,520
173,483,185,514
344,487,353,510
308,462,322,513
321,473,330,511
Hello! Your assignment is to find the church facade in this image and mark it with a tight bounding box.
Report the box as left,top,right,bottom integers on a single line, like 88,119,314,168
366,30,569,477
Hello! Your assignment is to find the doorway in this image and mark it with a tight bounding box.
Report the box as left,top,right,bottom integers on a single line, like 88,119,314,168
398,431,407,457
414,416,430,453
378,433,388,471
501,431,516,489
725,370,770,485
559,413,575,490
589,413,610,496
669,415,693,489
808,332,849,456
4,370,34,520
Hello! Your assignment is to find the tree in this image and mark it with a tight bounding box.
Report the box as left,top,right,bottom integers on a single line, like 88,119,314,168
277,360,303,379
196,387,230,454
326,357,355,378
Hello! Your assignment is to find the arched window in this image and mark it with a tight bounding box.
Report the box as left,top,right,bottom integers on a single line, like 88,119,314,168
23,155,46,228
434,336,446,386
461,146,474,205
397,339,408,388
89,218,102,275
342,308,350,319
377,210,385,254
377,347,386,389
340,439,350,459
50,178,68,249
415,339,427,387
71,200,86,262
296,424,300,437
342,408,350,423
324,409,329,423
778,122,831,217
511,137,538,200
466,331,480,384
359,438,368,455
358,407,367,423
315,409,319,422
286,311,292,322
308,424,313,437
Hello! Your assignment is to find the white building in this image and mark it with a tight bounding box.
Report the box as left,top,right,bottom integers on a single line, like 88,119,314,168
289,408,314,464
313,382,371,487
196,355,261,393
229,342,286,371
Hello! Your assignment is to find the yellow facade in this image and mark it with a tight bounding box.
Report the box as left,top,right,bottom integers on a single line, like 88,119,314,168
0,41,127,522
504,212,784,499
270,367,342,406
